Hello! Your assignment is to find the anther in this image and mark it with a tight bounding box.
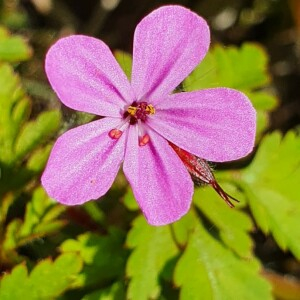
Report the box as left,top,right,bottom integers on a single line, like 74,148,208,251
109,129,123,139
145,104,155,115
127,106,138,116
139,134,150,146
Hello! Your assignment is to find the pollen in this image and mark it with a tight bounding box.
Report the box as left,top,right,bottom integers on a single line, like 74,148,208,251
126,101,156,125
127,104,155,116
127,106,138,116
145,104,155,115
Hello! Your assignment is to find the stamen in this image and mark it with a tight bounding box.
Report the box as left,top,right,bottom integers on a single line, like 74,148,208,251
145,104,155,115
127,106,138,116
109,128,123,139
127,103,156,121
139,134,150,146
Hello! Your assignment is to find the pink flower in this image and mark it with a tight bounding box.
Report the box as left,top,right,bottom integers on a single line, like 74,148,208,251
42,5,256,226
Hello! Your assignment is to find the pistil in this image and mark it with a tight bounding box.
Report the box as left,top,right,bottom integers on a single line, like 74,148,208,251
109,101,155,145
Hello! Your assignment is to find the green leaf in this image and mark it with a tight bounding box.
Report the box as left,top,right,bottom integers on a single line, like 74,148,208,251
0,62,60,167
0,265,29,299
0,61,61,198
241,131,300,258
174,217,272,300
2,219,22,252
194,186,254,258
2,187,65,253
82,201,106,226
122,187,139,211
19,187,65,239
0,193,14,228
171,210,198,247
126,216,179,300
0,27,32,62
184,43,270,90
0,63,30,163
0,253,82,300
29,253,82,298
14,110,61,159
183,43,277,137
26,144,52,173
114,50,132,80
248,91,278,110
82,282,125,300
60,228,127,287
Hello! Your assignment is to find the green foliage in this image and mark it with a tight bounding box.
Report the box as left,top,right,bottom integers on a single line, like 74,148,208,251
0,253,82,300
114,50,132,80
0,187,66,264
184,43,269,90
194,186,254,258
14,110,61,159
81,282,126,300
0,26,31,62
241,131,300,258
122,187,139,211
0,25,63,269
0,62,61,196
126,216,179,300
174,214,272,300
183,43,277,138
60,228,128,287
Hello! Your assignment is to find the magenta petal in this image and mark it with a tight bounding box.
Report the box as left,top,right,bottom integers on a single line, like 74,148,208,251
123,126,194,226
41,118,126,204
45,35,134,117
131,5,210,103
148,88,256,162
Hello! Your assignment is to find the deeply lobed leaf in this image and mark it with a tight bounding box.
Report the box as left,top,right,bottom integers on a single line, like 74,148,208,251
60,228,128,287
241,131,300,258
0,253,82,299
174,216,272,300
194,186,254,258
126,216,179,300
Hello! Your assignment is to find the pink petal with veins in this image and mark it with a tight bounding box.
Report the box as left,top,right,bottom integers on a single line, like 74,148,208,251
131,5,210,103
46,35,135,117
123,126,194,226
42,118,126,204
148,88,256,162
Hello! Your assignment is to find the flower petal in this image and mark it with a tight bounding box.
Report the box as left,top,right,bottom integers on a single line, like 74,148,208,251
131,5,210,103
148,88,256,162
45,35,134,117
42,118,126,204
123,126,194,226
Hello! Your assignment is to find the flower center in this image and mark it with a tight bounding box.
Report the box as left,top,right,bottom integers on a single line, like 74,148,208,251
124,101,156,125
108,101,156,146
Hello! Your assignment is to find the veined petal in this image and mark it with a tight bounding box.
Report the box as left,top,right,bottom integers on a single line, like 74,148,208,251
123,126,194,226
42,118,126,204
131,5,210,103
148,88,256,162
45,35,134,117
